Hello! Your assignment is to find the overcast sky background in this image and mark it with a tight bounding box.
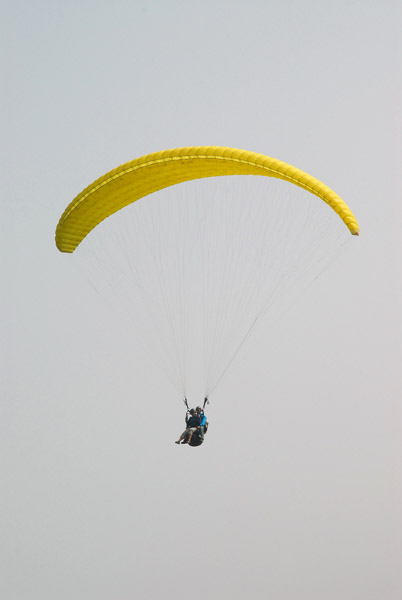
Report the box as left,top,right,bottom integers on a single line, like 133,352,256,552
2,1,402,599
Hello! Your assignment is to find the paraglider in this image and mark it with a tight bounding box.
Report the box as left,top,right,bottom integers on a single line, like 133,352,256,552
55,146,359,253
196,405,208,443
56,146,359,445
175,408,201,446
175,399,209,447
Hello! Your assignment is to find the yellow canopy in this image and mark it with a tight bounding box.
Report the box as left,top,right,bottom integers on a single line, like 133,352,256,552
56,146,359,253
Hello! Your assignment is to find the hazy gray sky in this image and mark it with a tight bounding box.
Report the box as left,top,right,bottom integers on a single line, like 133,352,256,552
2,1,401,599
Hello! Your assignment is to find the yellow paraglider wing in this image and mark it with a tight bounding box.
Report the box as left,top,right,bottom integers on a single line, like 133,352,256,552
56,146,359,253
